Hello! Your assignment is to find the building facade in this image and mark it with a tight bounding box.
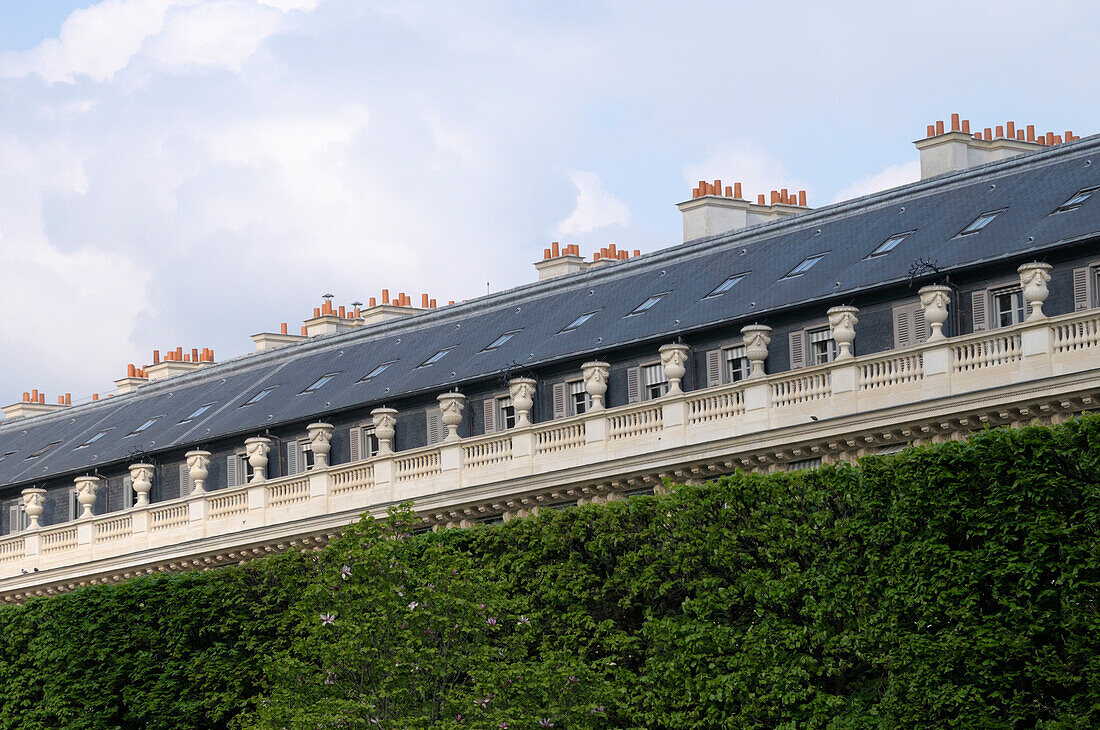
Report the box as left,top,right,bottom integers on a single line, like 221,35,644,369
0,117,1097,601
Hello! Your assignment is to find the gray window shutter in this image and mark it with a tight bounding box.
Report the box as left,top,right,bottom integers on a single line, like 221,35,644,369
626,367,642,403
349,426,362,462
971,290,988,332
552,383,567,419
426,409,444,445
286,441,300,475
893,305,913,348
789,331,806,369
1073,267,1092,310
8,504,20,533
483,399,498,434
122,476,133,509
179,463,193,496
227,455,239,488
914,306,930,343
706,350,723,387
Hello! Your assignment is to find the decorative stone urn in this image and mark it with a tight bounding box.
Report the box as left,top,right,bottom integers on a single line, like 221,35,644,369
508,377,537,427
1018,262,1053,320
918,285,952,341
20,487,45,529
185,450,211,494
827,305,859,360
581,361,610,411
74,476,101,519
740,324,772,378
371,407,398,454
128,462,155,506
306,422,334,468
437,392,467,443
659,343,691,395
244,437,272,484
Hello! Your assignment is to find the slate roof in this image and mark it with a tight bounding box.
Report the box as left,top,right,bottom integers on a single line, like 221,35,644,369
2,135,1099,489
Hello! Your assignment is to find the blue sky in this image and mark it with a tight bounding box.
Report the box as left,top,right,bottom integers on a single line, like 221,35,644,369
0,0,1098,403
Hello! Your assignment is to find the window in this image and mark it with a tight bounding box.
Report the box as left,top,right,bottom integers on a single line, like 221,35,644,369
724,345,750,383
482,330,521,351
5,500,27,535
783,253,827,279
1073,264,1100,311
349,424,380,462
808,327,836,365
1055,186,1098,213
180,403,215,423
300,373,338,394
418,348,454,368
568,380,589,415
227,452,255,487
76,429,111,449
26,441,60,459
559,310,599,333
498,396,517,430
286,439,315,475
360,362,394,381
958,209,1004,236
242,386,277,406
642,363,668,400
704,274,747,298
866,231,913,258
992,286,1025,327
626,293,668,316
127,417,161,436
788,457,823,471
0,452,14,463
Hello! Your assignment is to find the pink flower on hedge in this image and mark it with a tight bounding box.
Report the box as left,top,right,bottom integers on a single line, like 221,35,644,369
517,615,530,626
409,601,419,610
340,565,352,580
474,695,494,708
320,612,336,626
538,720,554,728
486,617,497,626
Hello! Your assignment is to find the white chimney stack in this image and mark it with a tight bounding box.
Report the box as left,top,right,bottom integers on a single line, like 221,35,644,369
915,113,1078,179
677,180,809,242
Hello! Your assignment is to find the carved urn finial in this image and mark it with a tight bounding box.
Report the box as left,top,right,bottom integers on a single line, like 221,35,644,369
581,362,610,411
437,392,467,443
827,306,859,360
244,437,272,484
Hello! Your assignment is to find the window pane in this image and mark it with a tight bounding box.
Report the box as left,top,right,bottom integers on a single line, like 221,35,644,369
784,253,826,278
301,373,338,393
705,274,746,298
560,311,598,332
959,209,1003,235
627,293,667,316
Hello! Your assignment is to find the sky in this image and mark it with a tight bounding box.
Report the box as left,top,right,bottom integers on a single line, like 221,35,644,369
0,0,1098,405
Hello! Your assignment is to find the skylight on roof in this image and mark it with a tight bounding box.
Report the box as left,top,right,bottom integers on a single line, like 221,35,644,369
867,232,913,258
242,386,278,406
418,347,454,368
782,253,827,279
180,403,215,423
482,330,521,351
76,429,111,449
704,274,747,298
26,441,60,459
1055,186,1098,212
128,416,162,436
360,362,394,381
958,209,1004,236
626,293,668,316
301,373,339,394
0,452,14,463
559,310,599,333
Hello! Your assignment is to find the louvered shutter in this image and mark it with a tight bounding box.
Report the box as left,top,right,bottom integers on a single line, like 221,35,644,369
914,306,930,343
705,350,722,386
349,426,362,462
1073,267,1092,310
483,399,498,434
180,463,193,496
426,409,444,445
122,476,134,508
789,331,806,369
286,441,300,475
893,305,913,348
971,291,988,332
552,383,567,419
8,503,21,533
626,367,641,403
227,455,239,488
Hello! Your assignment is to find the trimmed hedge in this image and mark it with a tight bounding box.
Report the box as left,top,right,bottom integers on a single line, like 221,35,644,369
0,416,1097,728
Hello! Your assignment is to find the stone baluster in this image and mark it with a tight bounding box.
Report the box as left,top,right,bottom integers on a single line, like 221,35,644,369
1018,262,1052,320
918,285,951,341
244,437,272,484
740,324,772,377
659,343,691,395
582,361,610,411
20,487,45,529
129,463,155,506
185,450,211,494
74,476,101,519
371,407,397,454
508,378,537,427
437,392,466,443
828,305,859,360
306,422,334,468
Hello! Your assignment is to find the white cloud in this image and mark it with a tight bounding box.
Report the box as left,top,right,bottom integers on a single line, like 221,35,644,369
682,143,811,206
832,160,920,204
145,1,286,72
557,171,631,235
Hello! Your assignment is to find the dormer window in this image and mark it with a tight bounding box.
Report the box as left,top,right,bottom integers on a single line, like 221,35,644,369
1055,186,1098,213
958,209,1004,236
782,253,827,279
418,348,454,368
300,373,338,394
866,232,913,258
559,310,599,333
704,274,747,298
360,362,394,381
241,386,277,406
76,430,111,449
180,403,215,423
26,441,60,459
482,330,521,351
626,293,668,316
127,416,162,436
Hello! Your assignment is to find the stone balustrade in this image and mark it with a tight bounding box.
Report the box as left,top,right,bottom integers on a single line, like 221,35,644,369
1,277,1099,590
